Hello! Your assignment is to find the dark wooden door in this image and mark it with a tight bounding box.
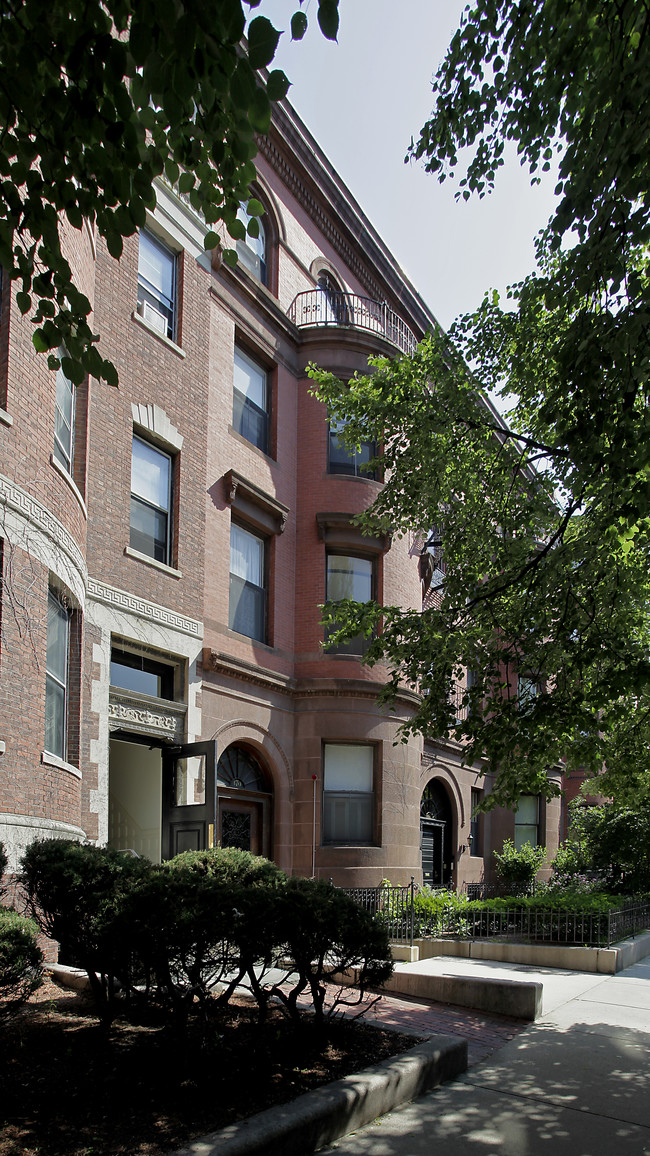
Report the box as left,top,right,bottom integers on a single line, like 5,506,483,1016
421,818,445,887
218,790,271,857
162,740,216,859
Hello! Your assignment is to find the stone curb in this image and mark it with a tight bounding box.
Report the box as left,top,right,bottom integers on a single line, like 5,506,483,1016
165,1031,468,1156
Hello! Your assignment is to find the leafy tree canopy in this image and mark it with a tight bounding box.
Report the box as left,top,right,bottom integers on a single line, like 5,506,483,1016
0,0,338,386
311,0,650,807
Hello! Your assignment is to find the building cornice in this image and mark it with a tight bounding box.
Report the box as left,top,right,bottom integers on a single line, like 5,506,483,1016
261,103,440,339
202,648,420,711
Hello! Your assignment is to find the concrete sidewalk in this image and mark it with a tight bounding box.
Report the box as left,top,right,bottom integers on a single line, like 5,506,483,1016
319,957,650,1155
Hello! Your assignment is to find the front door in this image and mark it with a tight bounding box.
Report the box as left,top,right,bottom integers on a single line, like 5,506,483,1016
162,740,216,859
218,790,271,856
421,818,445,887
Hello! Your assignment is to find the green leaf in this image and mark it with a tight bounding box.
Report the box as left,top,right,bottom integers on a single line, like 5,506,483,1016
317,0,339,41
291,11,308,40
16,291,31,314
178,172,195,194
247,16,281,70
32,330,49,353
266,69,291,102
248,85,271,133
164,159,180,186
102,359,119,387
204,230,219,250
105,232,123,260
222,248,239,268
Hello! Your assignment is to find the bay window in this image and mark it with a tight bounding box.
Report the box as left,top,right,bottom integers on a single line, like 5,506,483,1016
45,588,71,760
325,553,373,654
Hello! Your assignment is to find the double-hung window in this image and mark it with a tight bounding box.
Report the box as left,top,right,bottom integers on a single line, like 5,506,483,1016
325,553,373,655
137,229,176,340
515,795,540,849
328,417,376,478
233,347,269,454
45,588,71,760
130,436,172,565
229,523,266,643
53,354,75,474
323,744,374,844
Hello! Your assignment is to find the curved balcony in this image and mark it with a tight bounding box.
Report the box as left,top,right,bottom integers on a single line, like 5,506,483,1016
287,290,418,357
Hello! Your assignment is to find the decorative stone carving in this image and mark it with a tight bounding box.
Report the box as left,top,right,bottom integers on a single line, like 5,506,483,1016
108,691,186,739
88,578,203,638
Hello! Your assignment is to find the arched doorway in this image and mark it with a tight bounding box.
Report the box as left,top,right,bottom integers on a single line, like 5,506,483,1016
217,744,273,858
420,778,453,887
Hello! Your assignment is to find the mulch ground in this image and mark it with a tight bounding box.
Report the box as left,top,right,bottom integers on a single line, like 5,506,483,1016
0,978,421,1156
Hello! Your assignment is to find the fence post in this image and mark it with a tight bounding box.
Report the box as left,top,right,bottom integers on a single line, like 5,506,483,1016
409,876,415,950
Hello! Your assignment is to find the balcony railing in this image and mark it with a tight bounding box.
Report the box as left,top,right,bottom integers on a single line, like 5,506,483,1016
287,290,418,357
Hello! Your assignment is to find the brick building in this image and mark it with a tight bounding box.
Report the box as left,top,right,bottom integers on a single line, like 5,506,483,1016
0,98,562,889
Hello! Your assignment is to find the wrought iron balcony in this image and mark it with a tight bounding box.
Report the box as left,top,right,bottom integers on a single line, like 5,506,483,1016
287,290,418,357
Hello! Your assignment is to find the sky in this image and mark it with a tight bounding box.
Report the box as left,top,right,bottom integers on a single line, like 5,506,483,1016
254,0,559,331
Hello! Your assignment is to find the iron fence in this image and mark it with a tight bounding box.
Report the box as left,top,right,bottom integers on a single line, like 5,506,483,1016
287,290,418,356
338,883,650,949
339,880,416,947
464,881,538,900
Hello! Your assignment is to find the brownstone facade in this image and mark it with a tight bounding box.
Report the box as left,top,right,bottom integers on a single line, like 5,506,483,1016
0,101,564,889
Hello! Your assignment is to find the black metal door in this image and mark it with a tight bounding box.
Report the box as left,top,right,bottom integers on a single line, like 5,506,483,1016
161,740,216,860
421,818,445,887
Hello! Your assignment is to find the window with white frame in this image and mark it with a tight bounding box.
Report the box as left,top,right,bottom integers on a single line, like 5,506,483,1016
229,522,266,643
325,553,373,654
137,229,177,340
233,347,269,454
53,353,75,474
45,588,71,760
323,743,375,844
130,435,173,565
514,794,540,849
236,203,267,284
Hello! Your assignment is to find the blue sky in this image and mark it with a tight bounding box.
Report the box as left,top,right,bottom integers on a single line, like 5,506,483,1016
256,0,559,331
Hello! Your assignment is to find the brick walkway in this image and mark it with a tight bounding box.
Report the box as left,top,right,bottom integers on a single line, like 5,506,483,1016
325,986,526,1067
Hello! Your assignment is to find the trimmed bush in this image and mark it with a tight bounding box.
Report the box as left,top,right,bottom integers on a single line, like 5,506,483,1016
21,841,394,1030
0,910,43,1021
271,877,393,1023
21,839,151,1021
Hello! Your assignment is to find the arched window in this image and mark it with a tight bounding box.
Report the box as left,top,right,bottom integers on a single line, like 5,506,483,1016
236,203,267,285
217,745,267,791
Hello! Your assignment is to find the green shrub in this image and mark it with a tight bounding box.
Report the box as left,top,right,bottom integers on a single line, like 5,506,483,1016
410,887,471,937
21,839,151,1021
169,845,285,888
494,839,546,886
271,878,393,1024
0,909,43,1021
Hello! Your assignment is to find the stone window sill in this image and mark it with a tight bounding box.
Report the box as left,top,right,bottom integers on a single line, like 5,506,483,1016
124,545,182,578
41,751,82,779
